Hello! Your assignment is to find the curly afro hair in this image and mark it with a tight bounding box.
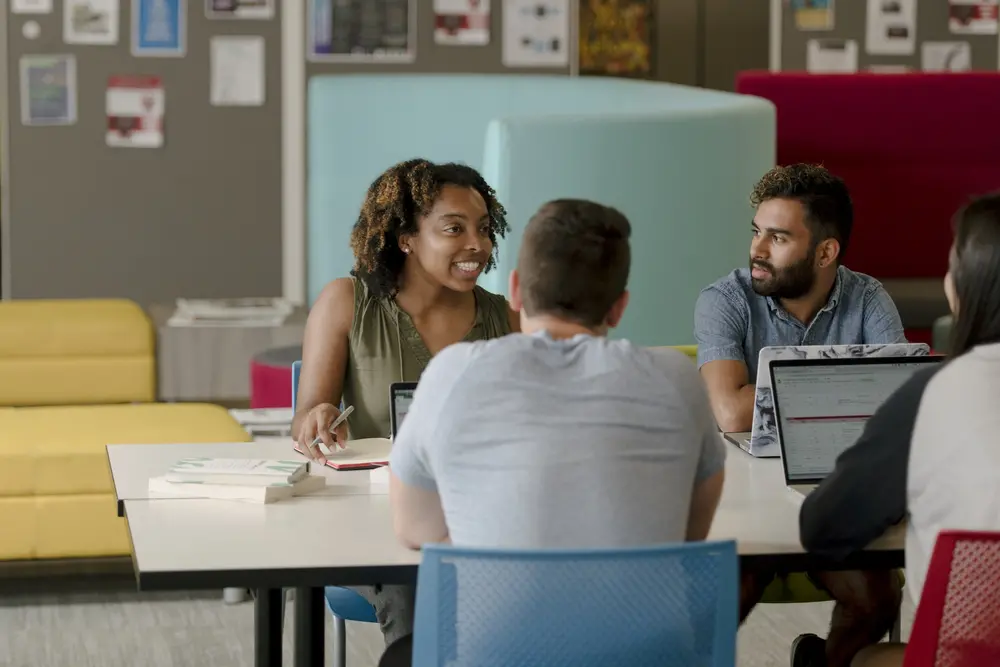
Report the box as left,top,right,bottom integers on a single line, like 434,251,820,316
750,163,854,259
349,159,510,298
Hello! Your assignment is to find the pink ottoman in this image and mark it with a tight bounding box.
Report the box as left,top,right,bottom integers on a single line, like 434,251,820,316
249,345,302,409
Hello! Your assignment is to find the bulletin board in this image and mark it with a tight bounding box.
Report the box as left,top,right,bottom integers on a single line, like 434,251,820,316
303,1,700,87
0,0,284,304
772,0,1000,73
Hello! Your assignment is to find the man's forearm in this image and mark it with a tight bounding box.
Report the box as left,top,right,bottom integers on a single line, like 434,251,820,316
715,384,756,432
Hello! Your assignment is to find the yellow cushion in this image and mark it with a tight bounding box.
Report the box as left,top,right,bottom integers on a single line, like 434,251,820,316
0,403,252,496
760,570,906,604
0,299,155,406
0,494,132,560
761,573,832,604
648,345,697,361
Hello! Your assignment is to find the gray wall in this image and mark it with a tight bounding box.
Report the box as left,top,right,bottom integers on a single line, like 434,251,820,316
705,0,770,90
1,1,283,305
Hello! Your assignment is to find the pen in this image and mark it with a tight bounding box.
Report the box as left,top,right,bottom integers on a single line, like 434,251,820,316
311,405,354,449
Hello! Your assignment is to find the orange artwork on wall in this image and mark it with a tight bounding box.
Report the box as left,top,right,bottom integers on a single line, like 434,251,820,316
578,0,653,77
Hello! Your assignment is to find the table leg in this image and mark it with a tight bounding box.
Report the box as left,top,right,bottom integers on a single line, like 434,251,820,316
293,586,326,667
254,588,283,667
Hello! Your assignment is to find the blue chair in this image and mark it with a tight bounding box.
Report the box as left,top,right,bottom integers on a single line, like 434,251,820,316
412,540,739,667
291,360,379,667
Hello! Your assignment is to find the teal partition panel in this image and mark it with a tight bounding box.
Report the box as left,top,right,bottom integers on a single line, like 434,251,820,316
308,75,775,347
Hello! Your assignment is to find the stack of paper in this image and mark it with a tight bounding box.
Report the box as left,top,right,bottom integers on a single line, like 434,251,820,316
229,407,294,437
168,297,294,327
149,457,325,504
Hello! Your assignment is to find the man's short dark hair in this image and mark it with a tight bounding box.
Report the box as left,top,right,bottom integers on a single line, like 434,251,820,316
517,199,631,328
751,163,854,259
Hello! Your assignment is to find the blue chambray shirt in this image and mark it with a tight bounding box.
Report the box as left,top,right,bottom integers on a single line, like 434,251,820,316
694,265,907,378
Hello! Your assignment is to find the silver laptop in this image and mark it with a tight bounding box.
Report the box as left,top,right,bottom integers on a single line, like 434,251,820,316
771,354,943,495
724,343,930,458
389,381,417,440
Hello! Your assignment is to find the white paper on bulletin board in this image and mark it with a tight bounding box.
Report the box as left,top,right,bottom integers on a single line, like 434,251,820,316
922,41,972,71
64,0,120,45
434,0,490,45
865,0,916,56
12,0,53,13
502,0,569,67
806,38,858,73
210,35,265,106
949,0,999,35
106,74,164,148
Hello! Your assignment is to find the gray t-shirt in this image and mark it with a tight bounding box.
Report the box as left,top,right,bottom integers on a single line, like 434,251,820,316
389,331,726,549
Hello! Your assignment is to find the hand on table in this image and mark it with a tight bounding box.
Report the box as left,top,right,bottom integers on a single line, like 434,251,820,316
295,403,348,463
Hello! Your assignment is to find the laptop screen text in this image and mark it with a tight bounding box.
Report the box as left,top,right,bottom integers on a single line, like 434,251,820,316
773,361,930,482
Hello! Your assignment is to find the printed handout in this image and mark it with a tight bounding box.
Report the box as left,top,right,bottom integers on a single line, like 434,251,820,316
865,0,916,56
433,0,490,45
502,0,570,67
64,0,119,45
210,35,265,106
806,38,858,73
20,54,76,126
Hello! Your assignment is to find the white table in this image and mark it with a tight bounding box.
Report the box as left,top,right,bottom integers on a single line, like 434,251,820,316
709,443,904,571
108,438,397,667
107,437,904,667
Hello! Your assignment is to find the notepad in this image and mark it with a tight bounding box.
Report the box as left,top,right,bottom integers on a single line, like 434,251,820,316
293,438,391,470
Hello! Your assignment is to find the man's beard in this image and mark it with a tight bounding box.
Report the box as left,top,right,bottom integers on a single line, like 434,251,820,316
750,253,816,299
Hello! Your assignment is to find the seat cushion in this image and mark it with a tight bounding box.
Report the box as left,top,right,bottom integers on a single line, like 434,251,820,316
0,403,251,496
880,279,951,329
0,299,155,406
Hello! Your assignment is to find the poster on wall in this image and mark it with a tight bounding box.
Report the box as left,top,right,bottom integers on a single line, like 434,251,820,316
210,36,265,106
106,75,164,148
433,0,490,45
502,0,570,67
922,41,972,71
20,54,76,125
806,38,857,73
791,0,834,31
12,0,53,14
949,0,999,34
865,0,916,56
132,0,185,56
64,0,120,45
578,0,653,77
308,0,415,62
207,0,274,20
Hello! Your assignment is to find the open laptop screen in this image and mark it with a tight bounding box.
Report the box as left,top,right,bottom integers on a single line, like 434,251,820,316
389,382,417,439
770,357,942,484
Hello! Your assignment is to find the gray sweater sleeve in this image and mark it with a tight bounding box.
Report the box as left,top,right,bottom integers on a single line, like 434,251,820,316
798,364,941,559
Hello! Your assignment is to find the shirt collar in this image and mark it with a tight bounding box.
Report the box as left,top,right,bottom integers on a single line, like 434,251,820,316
766,266,844,315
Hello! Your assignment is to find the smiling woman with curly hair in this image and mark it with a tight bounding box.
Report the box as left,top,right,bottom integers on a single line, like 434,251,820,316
290,159,518,648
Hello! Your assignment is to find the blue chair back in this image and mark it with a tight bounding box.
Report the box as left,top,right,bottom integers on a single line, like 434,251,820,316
291,360,301,411
412,540,738,667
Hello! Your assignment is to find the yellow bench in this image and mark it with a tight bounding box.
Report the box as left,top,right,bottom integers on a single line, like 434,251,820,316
0,299,251,561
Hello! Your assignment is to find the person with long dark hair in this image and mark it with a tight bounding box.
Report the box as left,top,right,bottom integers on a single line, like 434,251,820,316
799,191,1000,667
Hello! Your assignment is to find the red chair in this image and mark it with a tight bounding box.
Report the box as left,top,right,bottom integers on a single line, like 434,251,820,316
904,530,1000,666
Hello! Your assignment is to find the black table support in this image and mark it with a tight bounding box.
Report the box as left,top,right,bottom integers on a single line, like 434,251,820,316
294,586,326,667
254,588,283,667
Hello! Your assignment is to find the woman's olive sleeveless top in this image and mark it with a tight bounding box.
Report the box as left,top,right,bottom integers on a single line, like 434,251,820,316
343,277,512,439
